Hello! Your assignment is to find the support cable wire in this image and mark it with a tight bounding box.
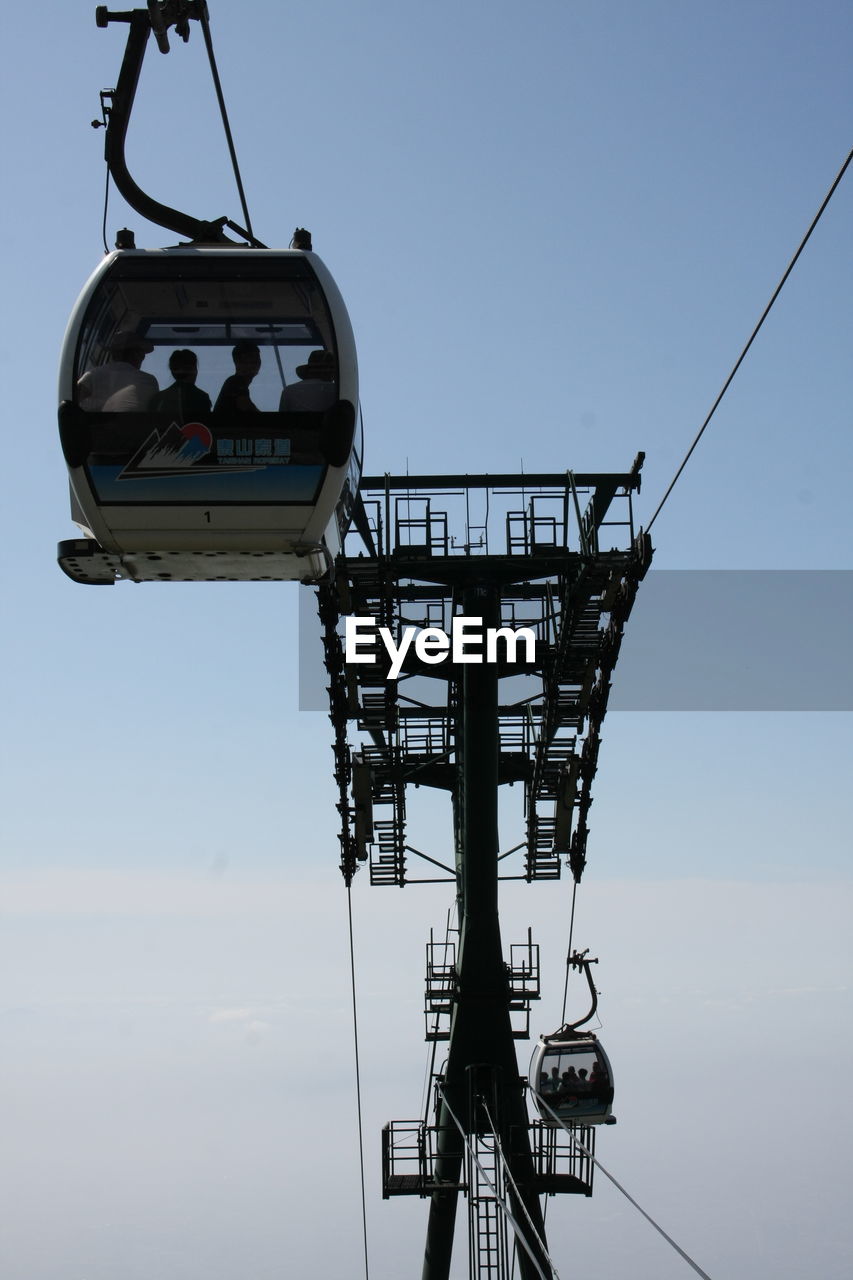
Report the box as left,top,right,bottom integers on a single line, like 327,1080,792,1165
101,157,111,254
536,1095,713,1280
480,1100,562,1280
198,5,258,244
95,88,111,254
646,146,853,535
346,885,371,1280
559,879,578,1025
438,1087,553,1280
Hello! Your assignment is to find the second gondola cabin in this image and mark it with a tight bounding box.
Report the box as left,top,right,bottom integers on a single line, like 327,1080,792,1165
57,245,362,584
530,1031,615,1125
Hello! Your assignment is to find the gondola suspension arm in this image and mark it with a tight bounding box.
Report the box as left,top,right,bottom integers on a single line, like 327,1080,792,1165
551,950,599,1040
94,2,264,245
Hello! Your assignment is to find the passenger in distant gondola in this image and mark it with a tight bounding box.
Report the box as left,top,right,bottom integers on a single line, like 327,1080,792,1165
279,349,337,412
214,340,262,414
575,1068,591,1092
77,330,159,411
149,350,212,423
589,1059,607,1100
560,1066,579,1094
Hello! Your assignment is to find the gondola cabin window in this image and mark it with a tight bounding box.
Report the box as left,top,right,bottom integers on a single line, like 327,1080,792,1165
72,255,340,419
532,1039,615,1124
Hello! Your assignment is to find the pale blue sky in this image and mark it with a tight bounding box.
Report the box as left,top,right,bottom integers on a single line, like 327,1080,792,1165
1,2,851,1277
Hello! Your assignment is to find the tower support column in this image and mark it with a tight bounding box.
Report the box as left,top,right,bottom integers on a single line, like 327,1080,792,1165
422,586,549,1280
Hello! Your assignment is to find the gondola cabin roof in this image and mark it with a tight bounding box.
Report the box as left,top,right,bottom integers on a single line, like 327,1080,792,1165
57,246,362,584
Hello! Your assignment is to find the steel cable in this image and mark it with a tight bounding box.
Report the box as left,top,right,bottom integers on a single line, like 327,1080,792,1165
346,885,371,1280
438,1087,553,1280
559,879,578,1025
198,6,258,244
536,1093,714,1280
480,1100,562,1280
646,146,852,534
101,157,111,254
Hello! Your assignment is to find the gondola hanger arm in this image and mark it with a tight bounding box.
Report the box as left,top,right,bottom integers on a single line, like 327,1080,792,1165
95,3,262,245
550,949,600,1038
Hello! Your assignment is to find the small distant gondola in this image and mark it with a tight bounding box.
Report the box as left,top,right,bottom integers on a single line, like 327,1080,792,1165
530,950,616,1126
58,245,362,583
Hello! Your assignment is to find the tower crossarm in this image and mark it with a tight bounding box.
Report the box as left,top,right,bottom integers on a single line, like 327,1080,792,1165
320,468,650,891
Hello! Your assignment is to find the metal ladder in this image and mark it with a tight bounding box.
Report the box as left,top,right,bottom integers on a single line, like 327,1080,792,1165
467,1128,509,1278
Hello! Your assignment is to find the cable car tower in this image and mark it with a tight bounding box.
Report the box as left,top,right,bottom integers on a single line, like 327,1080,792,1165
321,467,652,1278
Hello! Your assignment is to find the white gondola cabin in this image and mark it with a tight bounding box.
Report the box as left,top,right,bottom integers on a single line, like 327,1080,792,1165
530,1032,615,1125
57,246,362,583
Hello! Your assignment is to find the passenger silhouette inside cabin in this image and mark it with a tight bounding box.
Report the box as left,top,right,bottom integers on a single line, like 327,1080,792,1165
279,349,337,412
560,1067,579,1095
77,331,159,411
149,349,212,423
215,341,262,414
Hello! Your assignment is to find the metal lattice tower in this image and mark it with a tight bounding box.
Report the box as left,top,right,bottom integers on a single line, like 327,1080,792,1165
319,463,652,1279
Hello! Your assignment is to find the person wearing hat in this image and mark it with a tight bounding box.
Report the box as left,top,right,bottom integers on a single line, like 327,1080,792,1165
279,349,337,413
77,330,159,412
214,340,262,415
